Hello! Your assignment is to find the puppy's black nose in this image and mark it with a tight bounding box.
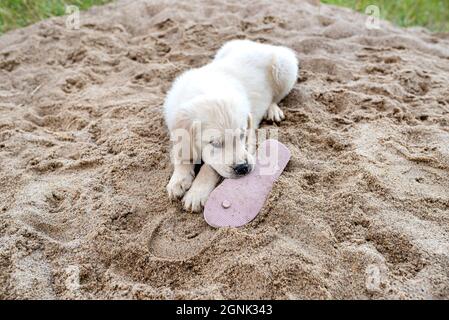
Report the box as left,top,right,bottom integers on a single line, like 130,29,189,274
233,162,250,176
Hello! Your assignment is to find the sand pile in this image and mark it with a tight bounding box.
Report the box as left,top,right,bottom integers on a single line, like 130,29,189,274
1,0,449,299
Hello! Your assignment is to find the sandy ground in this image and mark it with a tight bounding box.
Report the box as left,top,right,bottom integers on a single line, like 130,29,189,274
1,0,449,299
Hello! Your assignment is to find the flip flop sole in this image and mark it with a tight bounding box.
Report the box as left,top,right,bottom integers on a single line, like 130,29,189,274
204,139,291,228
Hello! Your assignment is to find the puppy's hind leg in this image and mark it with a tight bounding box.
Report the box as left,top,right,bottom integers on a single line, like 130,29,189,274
264,103,285,123
269,48,299,104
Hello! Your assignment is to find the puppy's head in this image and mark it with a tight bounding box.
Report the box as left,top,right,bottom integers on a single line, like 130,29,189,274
172,96,255,178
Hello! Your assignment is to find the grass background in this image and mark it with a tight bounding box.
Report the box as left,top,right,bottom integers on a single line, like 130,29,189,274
0,0,448,34
322,0,449,32
0,0,112,33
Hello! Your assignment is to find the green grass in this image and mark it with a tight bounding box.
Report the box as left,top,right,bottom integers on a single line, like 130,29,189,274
1,0,448,34
0,0,113,34
321,0,449,32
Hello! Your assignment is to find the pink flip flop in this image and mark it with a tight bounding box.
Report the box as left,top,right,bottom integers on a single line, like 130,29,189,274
204,139,291,228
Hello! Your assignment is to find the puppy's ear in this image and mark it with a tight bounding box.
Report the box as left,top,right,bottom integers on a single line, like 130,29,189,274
246,113,256,155
189,120,201,162
246,113,253,130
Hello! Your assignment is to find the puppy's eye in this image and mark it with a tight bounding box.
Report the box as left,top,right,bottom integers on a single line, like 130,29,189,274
210,140,222,148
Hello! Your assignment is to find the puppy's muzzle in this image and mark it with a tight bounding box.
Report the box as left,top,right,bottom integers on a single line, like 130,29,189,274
233,161,251,176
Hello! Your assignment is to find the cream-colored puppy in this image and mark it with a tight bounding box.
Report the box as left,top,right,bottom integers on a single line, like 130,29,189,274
164,40,298,212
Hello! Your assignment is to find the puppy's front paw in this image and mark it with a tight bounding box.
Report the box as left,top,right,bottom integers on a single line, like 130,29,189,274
167,172,194,200
264,103,285,123
182,187,210,213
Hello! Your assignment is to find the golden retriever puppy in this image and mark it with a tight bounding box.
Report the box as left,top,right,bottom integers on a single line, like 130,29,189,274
164,39,298,212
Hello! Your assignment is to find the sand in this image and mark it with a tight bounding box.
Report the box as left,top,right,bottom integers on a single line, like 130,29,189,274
1,0,449,299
